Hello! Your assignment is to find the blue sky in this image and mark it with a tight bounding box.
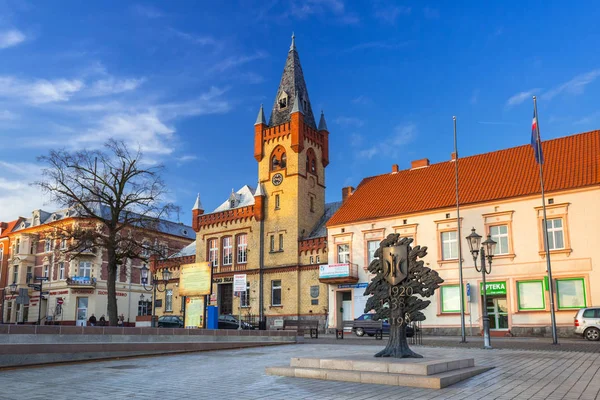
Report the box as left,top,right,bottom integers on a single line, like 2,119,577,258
1,0,600,223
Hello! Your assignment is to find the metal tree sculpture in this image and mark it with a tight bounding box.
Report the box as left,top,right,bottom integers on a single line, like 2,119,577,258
364,234,444,358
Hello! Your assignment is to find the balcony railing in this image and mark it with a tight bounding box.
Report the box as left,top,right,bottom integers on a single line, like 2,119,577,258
318,263,359,284
66,276,97,287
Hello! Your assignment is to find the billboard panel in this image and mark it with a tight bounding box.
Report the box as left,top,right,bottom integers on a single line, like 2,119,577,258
179,262,212,296
185,296,205,328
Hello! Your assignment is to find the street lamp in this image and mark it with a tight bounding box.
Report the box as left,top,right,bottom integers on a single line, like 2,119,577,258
140,264,169,327
8,282,18,324
466,228,497,349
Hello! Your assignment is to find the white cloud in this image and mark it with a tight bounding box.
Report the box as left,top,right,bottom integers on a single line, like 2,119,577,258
170,28,219,47
358,123,416,160
506,89,539,107
334,116,365,128
0,29,25,49
543,69,600,100
0,161,57,221
0,110,17,120
87,77,145,96
374,5,411,24
0,76,84,104
77,111,175,155
210,52,268,73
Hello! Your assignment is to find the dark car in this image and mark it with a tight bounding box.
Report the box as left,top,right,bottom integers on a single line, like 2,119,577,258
157,315,184,328
353,313,414,337
218,315,254,330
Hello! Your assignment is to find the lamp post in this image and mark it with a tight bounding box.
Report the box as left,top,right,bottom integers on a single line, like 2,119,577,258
466,228,497,350
141,265,170,327
9,282,17,324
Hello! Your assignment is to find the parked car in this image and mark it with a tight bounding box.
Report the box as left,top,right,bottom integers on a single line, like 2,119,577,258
574,307,600,341
157,315,184,328
353,313,414,338
218,315,253,330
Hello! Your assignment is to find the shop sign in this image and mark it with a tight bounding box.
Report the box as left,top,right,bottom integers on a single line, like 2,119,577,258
214,277,233,283
319,264,350,279
480,281,507,296
338,282,368,289
97,290,127,297
71,289,95,294
233,274,247,292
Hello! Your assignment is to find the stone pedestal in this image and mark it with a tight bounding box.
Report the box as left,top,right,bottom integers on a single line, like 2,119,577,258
266,355,492,389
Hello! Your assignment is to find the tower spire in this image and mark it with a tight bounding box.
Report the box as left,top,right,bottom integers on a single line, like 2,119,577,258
318,110,328,131
269,35,316,129
255,104,266,125
192,193,203,211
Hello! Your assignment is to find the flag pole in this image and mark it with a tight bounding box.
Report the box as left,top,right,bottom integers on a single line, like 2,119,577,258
454,116,467,343
533,96,558,345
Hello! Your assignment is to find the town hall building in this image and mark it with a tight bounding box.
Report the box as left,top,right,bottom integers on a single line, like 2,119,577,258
191,36,340,329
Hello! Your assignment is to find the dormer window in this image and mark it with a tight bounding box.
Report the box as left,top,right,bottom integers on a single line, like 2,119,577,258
230,199,236,209
278,92,288,110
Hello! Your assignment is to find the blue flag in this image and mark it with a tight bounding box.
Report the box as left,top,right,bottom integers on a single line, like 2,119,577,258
531,109,544,164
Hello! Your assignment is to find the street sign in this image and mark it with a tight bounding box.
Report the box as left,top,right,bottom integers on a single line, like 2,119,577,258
41,291,50,295
35,276,49,281
466,283,471,296
57,298,64,305
27,284,41,291
233,274,247,292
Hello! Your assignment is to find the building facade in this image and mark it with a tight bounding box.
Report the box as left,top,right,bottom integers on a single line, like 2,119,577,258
1,207,194,325
192,37,338,329
325,130,600,337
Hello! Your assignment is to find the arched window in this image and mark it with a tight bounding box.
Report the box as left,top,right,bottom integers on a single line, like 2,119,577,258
280,153,287,168
306,148,317,175
270,145,287,171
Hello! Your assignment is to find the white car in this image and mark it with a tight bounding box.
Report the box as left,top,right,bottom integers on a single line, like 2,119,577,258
574,308,600,341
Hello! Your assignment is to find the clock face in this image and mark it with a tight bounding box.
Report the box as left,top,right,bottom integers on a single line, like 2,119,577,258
272,173,283,186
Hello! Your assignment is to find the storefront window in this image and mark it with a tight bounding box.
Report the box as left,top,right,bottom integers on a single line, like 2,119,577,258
441,285,460,313
517,280,545,310
556,278,586,309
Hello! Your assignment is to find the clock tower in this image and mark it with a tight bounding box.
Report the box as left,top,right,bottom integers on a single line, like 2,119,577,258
253,34,330,268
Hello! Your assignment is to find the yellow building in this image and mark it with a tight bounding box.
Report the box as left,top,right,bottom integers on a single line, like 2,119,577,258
191,36,339,329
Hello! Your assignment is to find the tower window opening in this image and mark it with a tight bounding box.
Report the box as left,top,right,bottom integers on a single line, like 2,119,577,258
280,153,286,168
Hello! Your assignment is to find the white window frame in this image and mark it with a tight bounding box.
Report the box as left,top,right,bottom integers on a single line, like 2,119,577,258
241,282,250,307
45,239,52,253
489,225,509,255
279,234,284,251
165,289,173,312
43,265,49,278
316,255,320,263
367,240,379,265
222,237,232,265
79,261,92,278
271,280,282,306
237,235,247,264
208,239,219,267
60,238,67,250
12,265,18,284
441,231,458,260
545,218,565,250
58,262,65,280
337,244,350,264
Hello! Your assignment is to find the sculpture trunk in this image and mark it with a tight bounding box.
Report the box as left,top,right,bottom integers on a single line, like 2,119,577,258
375,304,422,358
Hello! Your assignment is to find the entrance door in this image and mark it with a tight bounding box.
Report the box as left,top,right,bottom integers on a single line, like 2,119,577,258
76,297,88,326
218,284,233,315
486,297,508,330
342,291,352,320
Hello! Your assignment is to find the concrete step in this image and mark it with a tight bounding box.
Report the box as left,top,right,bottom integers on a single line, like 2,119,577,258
265,365,493,389
290,356,475,376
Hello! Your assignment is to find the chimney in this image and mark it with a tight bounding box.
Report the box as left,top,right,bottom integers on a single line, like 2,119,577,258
342,186,355,203
451,152,457,161
411,158,430,170
391,164,399,173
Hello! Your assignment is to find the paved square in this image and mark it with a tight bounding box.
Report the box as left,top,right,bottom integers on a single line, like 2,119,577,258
0,343,599,400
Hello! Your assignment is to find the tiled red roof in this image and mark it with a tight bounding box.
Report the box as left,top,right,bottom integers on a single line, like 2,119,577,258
327,130,600,227
0,219,21,238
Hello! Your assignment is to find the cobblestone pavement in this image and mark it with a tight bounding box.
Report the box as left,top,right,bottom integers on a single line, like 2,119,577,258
308,334,600,353
1,343,599,400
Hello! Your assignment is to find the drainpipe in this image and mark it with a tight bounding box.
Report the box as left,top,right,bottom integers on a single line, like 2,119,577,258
258,218,265,328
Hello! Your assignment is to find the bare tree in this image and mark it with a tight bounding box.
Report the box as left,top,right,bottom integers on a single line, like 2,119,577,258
36,140,178,326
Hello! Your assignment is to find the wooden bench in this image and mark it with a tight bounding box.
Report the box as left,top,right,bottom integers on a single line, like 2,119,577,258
336,320,384,340
282,319,319,338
